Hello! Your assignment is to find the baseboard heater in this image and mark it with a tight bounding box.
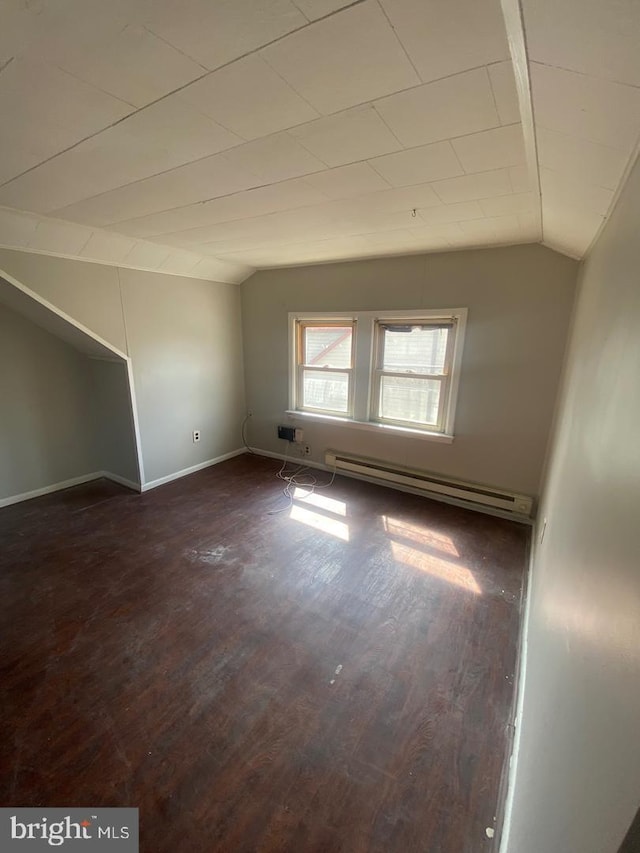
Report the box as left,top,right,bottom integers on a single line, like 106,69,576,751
324,450,533,518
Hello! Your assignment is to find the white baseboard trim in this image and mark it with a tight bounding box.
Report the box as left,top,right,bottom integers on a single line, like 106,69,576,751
1,470,140,508
0,472,103,508
141,448,246,492
102,471,141,492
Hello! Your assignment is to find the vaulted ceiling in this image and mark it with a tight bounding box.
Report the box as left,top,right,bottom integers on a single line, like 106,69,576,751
1,0,639,282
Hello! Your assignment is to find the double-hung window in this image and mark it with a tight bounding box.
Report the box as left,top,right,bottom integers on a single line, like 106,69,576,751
289,309,466,441
372,321,454,432
296,320,355,416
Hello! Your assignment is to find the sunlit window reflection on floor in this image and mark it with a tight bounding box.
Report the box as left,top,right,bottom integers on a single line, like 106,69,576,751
293,488,347,516
389,541,481,594
382,516,459,556
290,504,350,541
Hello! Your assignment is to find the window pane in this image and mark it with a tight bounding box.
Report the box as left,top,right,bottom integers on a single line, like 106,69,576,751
379,375,441,426
382,325,448,374
304,326,352,368
303,370,349,412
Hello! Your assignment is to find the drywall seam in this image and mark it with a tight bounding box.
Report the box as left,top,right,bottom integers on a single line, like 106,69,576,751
141,448,246,491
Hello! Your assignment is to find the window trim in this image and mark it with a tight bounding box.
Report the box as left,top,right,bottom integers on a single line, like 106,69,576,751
371,319,456,433
294,318,356,417
288,308,467,440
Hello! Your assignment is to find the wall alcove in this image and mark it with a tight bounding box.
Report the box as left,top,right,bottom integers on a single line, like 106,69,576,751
0,270,143,506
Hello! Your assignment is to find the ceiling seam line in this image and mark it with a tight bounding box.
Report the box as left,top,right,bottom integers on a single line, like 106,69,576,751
0,56,513,194
51,120,510,229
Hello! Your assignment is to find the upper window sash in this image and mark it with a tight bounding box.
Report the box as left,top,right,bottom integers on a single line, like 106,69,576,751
371,319,457,432
295,321,355,416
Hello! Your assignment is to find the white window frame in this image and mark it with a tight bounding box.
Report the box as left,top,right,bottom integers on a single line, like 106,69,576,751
371,319,456,433
295,319,356,417
288,308,467,443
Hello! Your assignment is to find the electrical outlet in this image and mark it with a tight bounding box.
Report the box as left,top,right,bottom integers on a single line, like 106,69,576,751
247,409,253,417
304,445,311,456
192,430,201,443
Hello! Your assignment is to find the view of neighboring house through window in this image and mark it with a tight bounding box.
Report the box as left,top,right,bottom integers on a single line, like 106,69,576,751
373,322,453,431
290,309,466,438
297,322,354,415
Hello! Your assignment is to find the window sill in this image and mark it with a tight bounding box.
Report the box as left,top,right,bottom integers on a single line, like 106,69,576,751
285,410,454,444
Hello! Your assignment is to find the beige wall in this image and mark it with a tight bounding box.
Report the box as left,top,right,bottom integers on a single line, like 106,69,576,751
501,158,640,851
0,250,246,487
241,244,577,497
0,249,126,352
119,267,245,483
0,302,97,500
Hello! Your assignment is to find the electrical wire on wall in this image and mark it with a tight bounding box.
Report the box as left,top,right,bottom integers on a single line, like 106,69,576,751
241,413,256,455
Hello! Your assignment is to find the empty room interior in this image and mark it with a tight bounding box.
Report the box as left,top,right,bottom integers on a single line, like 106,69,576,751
0,1,639,851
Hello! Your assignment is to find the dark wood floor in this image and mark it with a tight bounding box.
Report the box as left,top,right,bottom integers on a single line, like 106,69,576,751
0,454,529,852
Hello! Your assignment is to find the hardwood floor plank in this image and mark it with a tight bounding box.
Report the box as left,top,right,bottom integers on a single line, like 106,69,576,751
0,454,529,852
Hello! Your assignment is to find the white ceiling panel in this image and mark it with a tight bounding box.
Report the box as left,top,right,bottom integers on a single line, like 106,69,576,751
537,127,628,191
289,106,402,167
261,1,419,114
323,183,443,218
379,0,509,83
157,251,202,277
540,169,614,218
407,222,466,242
0,57,132,184
111,178,328,239
369,142,463,186
518,208,542,239
431,169,513,204
177,54,319,141
189,256,254,284
53,153,262,227
458,214,521,238
302,163,390,199
146,0,306,71
291,0,356,20
222,133,327,183
2,0,639,272
78,231,138,265
479,192,538,217
0,98,243,214
27,219,93,256
418,201,484,226
452,124,526,174
530,62,640,152
542,206,605,259
488,62,521,126
0,206,39,249
509,166,533,194
56,24,206,108
121,241,172,271
524,0,640,88
374,69,500,148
